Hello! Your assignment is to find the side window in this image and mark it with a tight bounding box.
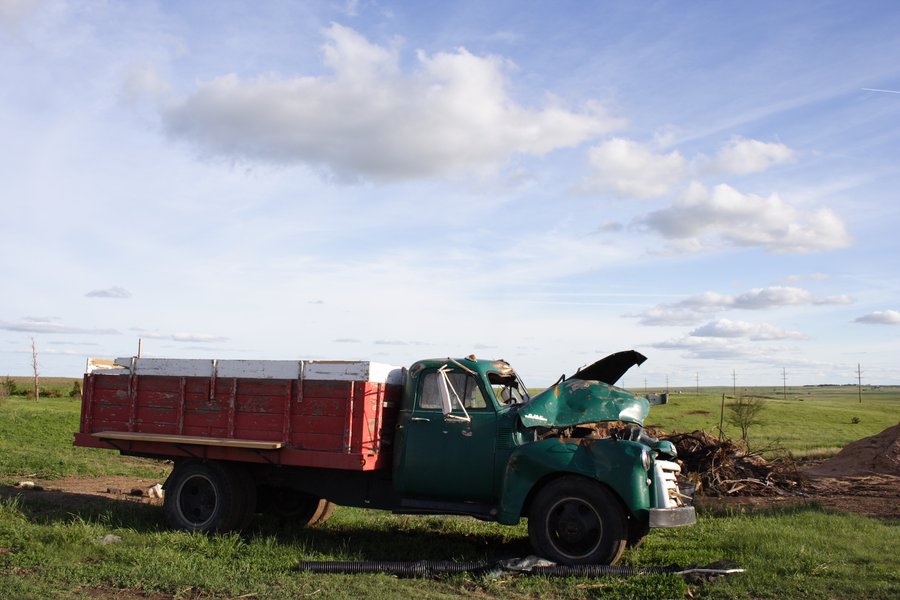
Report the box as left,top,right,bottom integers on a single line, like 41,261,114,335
418,372,443,410
417,371,489,411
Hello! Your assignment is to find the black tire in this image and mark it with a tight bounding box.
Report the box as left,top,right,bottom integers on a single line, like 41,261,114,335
266,487,333,528
229,464,257,532
164,460,248,533
528,476,628,565
626,518,649,549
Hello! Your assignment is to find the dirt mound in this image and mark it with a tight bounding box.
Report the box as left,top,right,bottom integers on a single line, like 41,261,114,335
662,430,806,497
805,423,900,477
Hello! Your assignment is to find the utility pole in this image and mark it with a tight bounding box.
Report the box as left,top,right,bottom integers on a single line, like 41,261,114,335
644,377,648,395
695,372,700,397
666,375,669,394
782,367,787,401
732,369,737,397
857,363,862,403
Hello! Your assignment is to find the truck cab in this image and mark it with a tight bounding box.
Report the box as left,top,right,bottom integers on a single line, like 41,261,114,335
392,353,695,565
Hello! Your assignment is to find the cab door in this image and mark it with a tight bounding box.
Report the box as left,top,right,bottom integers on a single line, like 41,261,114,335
395,369,498,502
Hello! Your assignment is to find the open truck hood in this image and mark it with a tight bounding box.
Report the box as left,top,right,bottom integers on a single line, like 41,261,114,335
518,350,649,429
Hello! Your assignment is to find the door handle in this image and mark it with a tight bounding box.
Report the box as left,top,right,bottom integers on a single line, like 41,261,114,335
410,417,430,423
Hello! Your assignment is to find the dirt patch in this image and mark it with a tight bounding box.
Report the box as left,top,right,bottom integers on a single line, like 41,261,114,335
805,422,900,477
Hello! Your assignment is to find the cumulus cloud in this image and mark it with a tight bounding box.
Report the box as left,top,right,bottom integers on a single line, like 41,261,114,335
690,319,808,340
85,286,132,299
708,137,795,175
581,138,687,198
641,182,851,253
653,336,768,361
162,24,621,181
733,286,851,309
854,310,900,325
631,286,853,326
0,317,119,335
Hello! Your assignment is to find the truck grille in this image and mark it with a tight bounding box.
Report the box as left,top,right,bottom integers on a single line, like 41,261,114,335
653,460,685,509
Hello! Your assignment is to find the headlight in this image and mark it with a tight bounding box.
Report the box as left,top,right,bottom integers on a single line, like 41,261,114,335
641,448,652,471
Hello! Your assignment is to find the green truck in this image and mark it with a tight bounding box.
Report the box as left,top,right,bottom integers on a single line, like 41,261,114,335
76,350,694,565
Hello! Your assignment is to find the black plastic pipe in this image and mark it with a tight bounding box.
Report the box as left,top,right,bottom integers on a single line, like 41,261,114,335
296,559,742,579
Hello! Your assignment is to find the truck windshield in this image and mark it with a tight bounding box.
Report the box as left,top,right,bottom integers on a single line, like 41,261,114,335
489,372,529,405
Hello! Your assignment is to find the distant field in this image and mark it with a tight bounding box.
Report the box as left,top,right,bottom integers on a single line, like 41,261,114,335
646,385,899,455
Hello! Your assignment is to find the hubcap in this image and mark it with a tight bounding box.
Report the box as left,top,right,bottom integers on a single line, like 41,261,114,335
177,474,217,527
545,496,603,559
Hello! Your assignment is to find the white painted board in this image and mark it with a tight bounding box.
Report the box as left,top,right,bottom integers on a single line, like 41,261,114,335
91,357,403,384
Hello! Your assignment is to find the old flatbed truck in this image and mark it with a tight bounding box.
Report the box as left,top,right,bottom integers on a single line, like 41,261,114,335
74,350,694,565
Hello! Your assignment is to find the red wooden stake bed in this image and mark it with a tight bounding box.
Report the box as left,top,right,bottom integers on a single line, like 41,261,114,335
74,358,403,471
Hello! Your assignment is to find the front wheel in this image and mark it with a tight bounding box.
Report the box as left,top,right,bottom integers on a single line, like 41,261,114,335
528,476,628,565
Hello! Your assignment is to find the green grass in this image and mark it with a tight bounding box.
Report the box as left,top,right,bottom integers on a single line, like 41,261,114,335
0,395,168,483
1,497,896,599
0,381,898,598
646,385,899,454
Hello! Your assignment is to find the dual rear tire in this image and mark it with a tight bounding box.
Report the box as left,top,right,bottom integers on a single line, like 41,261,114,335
164,460,334,533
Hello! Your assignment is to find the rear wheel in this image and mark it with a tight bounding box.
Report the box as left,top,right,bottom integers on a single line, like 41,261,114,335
164,460,249,533
265,487,334,527
528,476,628,565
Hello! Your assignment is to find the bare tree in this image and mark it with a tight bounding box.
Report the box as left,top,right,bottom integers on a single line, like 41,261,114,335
31,337,40,402
726,395,765,447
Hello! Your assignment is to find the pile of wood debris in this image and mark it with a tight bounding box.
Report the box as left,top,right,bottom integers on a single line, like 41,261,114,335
658,430,807,497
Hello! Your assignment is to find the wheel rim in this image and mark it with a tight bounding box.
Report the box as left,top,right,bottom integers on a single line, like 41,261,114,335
545,496,603,559
177,474,218,527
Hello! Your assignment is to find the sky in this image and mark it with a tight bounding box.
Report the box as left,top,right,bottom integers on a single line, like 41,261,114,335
1,0,899,388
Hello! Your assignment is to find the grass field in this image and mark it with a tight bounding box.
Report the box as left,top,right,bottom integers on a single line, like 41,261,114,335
0,379,897,599
647,385,900,455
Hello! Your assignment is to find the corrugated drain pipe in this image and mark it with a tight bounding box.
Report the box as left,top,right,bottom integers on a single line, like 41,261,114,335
296,559,744,579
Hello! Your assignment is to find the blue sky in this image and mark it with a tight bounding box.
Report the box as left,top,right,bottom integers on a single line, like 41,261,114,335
2,0,899,387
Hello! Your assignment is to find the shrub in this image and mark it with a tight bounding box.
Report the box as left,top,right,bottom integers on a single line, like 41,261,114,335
69,381,82,399
726,395,766,447
850,416,860,424
2,376,16,397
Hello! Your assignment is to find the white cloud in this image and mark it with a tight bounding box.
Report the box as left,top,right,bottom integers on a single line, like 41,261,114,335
733,286,851,309
85,286,132,299
708,137,795,175
161,24,620,181
641,182,852,253
582,138,687,198
0,317,119,335
854,310,900,325
690,318,808,340
653,336,769,361
632,286,853,326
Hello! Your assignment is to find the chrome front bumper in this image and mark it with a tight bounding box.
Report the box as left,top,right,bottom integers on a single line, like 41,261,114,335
649,506,697,528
